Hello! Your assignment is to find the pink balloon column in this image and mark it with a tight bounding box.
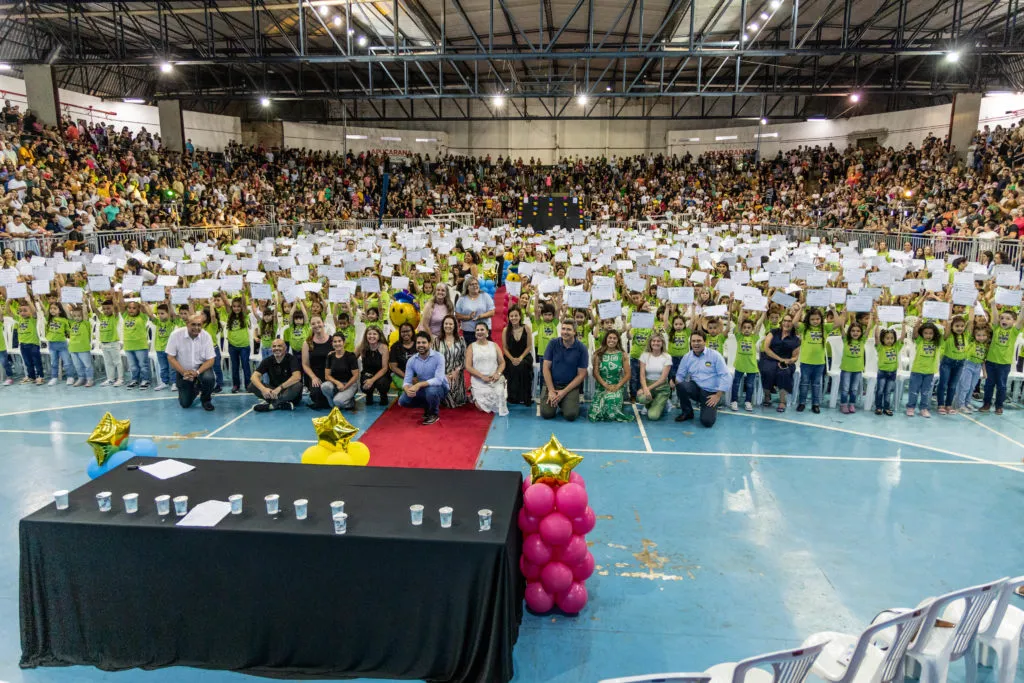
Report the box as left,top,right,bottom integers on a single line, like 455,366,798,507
519,474,595,615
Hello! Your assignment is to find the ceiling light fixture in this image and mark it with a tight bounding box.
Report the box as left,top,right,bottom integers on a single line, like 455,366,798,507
770,0,782,8
760,12,770,20
849,93,861,103
123,98,146,104
319,5,329,16
576,93,589,106
260,97,271,107
493,94,505,107
741,33,749,41
357,35,368,47
0,64,11,72
159,62,173,73
333,15,342,26
748,22,759,31
760,117,767,125
945,50,961,63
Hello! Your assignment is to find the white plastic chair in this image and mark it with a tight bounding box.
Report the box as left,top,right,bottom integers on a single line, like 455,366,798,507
945,575,1024,683
875,577,1006,683
863,345,878,410
827,336,844,408
802,604,929,683
704,642,827,683
1007,336,1024,402
600,675,711,683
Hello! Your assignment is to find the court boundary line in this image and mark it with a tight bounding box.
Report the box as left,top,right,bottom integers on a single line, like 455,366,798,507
959,414,1024,451
204,407,255,438
0,393,251,418
632,404,653,452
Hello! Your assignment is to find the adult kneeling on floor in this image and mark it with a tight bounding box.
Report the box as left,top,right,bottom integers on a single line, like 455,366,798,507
165,314,217,411
398,331,449,425
540,319,589,421
673,330,730,428
249,338,302,412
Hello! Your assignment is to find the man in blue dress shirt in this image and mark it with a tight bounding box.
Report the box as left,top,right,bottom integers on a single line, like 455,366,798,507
399,331,449,425
673,331,731,428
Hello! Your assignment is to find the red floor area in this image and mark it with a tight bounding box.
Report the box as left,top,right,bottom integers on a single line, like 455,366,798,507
361,403,494,469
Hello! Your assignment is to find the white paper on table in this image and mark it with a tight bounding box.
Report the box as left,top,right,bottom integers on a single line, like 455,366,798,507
878,306,904,323
922,301,951,320
139,458,196,480
176,500,232,528
995,287,1023,307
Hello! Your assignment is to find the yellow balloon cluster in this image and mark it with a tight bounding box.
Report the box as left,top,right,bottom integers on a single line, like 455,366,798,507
87,412,131,465
301,407,371,466
522,434,583,484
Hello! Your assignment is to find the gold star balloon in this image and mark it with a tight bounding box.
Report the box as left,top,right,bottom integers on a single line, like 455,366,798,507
522,434,584,484
312,407,359,452
87,412,131,466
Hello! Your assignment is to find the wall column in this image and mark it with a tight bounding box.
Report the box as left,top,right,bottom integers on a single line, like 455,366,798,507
23,64,60,128
948,93,982,160
158,100,186,153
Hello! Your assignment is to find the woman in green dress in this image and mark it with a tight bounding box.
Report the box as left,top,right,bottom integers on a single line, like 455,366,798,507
588,330,635,423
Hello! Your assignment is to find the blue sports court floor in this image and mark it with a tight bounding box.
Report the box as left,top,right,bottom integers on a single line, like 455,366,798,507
1,387,1022,683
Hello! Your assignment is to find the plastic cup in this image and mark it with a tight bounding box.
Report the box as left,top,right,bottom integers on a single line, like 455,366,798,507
409,504,424,526
173,495,188,516
439,506,453,529
229,494,243,515
54,490,69,511
294,499,308,520
330,500,345,516
123,493,139,514
155,495,170,516
265,494,280,515
333,512,348,535
478,508,493,531
96,491,112,512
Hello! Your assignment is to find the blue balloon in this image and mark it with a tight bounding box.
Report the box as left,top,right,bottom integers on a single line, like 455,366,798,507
86,450,135,480
127,438,158,458
86,459,105,479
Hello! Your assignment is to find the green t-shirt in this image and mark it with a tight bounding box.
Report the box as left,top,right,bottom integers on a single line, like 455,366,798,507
629,326,654,360
533,316,558,355
733,331,759,374
335,324,357,353
876,342,902,372
283,323,310,352
68,319,92,353
968,339,987,365
705,333,726,355
152,317,180,352
912,336,941,375
941,333,970,361
204,317,221,342
15,313,39,345
667,329,691,358
225,316,251,348
122,313,149,351
98,313,120,343
45,317,70,343
840,337,866,373
987,326,1021,365
797,322,832,365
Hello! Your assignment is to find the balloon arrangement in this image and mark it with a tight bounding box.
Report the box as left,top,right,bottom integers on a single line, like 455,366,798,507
519,435,595,615
480,279,497,297
85,412,160,479
301,407,371,466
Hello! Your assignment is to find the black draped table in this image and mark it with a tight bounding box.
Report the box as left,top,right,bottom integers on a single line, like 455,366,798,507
20,457,524,683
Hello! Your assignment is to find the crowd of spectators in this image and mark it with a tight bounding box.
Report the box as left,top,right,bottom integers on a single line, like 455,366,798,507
2,98,1024,247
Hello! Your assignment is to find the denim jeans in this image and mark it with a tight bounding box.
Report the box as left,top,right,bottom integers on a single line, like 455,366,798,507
156,350,177,386
213,346,224,388
936,356,964,407
71,351,94,381
839,370,862,406
321,379,358,409
983,361,1012,409
797,362,825,406
953,361,982,409
730,371,756,404
125,349,151,383
629,357,641,401
398,384,445,416
228,344,251,390
675,379,718,428
907,372,934,410
874,370,897,411
47,341,76,380
21,343,42,379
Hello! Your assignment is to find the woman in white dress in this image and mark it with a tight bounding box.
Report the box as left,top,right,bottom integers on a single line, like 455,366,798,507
466,322,509,416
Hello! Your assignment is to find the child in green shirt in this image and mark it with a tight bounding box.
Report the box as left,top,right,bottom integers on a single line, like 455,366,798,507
67,303,94,386
936,316,969,414
730,312,765,411
44,301,76,386
120,294,152,389
873,326,902,415
838,313,870,414
150,302,181,390
97,297,124,386
224,296,251,393
954,325,988,413
12,297,43,383
907,321,941,417
981,308,1024,413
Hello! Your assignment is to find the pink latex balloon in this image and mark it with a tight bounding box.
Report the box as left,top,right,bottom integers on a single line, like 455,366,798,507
555,534,588,566
556,582,589,614
518,508,540,534
540,561,574,595
539,512,573,547
571,506,596,535
569,471,586,488
571,551,595,581
525,582,554,613
522,533,553,566
522,475,532,493
520,555,542,580
555,483,588,518
523,483,555,517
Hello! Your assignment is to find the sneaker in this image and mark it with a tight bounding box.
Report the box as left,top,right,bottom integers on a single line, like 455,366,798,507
125,381,138,389
213,385,223,394
171,384,178,392
113,379,123,387
153,383,167,392
19,377,31,384
422,413,439,425
906,408,915,417
46,378,58,386
100,379,113,386
996,407,1004,415
848,405,856,414
73,379,85,387
232,386,240,394
3,378,12,385
85,380,94,387
729,401,739,411
960,405,974,413
202,401,215,412
979,404,991,413
938,406,947,415
276,401,295,411
884,409,893,416
140,381,150,389
875,409,883,415
744,401,753,411
66,378,76,386
840,404,848,414
811,405,821,414
253,402,272,413
796,404,806,412
920,408,931,418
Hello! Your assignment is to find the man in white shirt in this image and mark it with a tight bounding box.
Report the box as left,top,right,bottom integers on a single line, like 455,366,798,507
165,314,217,411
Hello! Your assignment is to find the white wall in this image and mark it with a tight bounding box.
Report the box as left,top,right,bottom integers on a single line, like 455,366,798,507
282,122,448,158
0,74,241,151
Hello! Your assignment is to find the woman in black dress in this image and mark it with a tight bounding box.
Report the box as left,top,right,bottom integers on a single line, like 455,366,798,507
301,316,334,409
501,306,534,405
358,326,391,405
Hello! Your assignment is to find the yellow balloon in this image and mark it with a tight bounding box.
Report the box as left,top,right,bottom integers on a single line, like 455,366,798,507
87,412,131,466
388,329,399,345
522,434,584,484
504,251,514,261
311,407,359,450
301,443,333,465
344,441,371,466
